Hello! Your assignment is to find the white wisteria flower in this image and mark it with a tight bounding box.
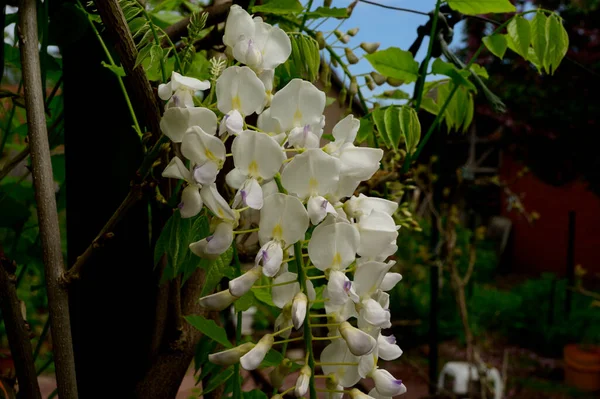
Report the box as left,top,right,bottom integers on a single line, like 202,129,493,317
308,220,360,272
158,71,210,108
256,193,309,277
216,66,266,136
270,79,326,149
223,5,291,75
240,333,274,370
160,106,218,143
226,130,286,209
208,342,255,366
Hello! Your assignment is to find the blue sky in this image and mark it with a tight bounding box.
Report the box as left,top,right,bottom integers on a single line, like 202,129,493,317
303,0,467,100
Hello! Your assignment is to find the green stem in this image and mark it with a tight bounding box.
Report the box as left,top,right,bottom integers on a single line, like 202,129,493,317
413,0,441,112
159,27,183,73
294,241,317,399
300,0,314,31
140,7,168,82
233,246,242,399
79,1,142,138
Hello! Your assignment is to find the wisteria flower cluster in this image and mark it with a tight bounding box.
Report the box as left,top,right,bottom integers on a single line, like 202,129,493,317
158,5,406,398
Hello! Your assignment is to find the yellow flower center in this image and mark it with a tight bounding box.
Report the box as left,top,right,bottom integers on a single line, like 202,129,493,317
272,224,283,240
293,108,303,125
248,160,259,177
231,95,241,110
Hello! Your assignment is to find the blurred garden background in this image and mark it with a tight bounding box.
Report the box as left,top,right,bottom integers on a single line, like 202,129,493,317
1,0,600,398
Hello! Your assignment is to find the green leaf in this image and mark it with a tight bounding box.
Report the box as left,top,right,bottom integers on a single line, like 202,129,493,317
446,0,516,15
398,106,421,155
195,335,217,373
469,64,489,79
305,7,349,19
384,107,402,149
185,315,232,348
375,89,410,100
252,274,275,307
235,290,257,313
431,58,476,91
202,367,234,395
364,47,419,83
372,107,392,149
243,390,269,399
482,34,508,59
101,61,126,77
507,16,531,59
261,349,284,367
544,14,569,75
134,44,152,69
420,97,440,115
251,0,303,15
200,245,234,296
355,116,374,144
530,11,548,69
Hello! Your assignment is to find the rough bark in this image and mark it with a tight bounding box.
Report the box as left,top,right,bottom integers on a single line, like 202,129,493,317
17,0,78,397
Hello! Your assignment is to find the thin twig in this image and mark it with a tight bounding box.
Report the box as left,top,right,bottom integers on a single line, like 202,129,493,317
0,249,42,399
18,0,78,396
358,0,429,16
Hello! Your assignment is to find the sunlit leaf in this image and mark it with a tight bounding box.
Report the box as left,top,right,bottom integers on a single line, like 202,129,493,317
446,0,516,15
482,34,508,59
507,16,531,58
185,315,232,348
365,47,419,83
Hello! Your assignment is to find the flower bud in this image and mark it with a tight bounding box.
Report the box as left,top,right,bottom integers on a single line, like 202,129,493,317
345,48,359,64
331,57,339,68
316,31,326,50
380,272,403,292
190,222,234,259
334,30,344,40
349,388,376,399
347,0,358,16
199,289,237,311
377,334,403,361
292,292,308,329
229,265,263,297
349,79,358,95
386,77,404,87
269,358,293,389
295,364,311,397
324,0,332,7
240,334,274,370
208,342,255,366
256,240,284,277
339,322,376,356
370,72,386,85
360,42,380,54
341,35,351,44
347,27,359,36
370,368,406,397
365,76,375,91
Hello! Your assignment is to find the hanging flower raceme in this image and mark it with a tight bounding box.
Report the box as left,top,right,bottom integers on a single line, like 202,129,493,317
165,5,408,397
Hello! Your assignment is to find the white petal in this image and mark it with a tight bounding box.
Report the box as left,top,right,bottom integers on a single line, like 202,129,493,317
350,389,377,399
359,353,377,379
345,194,398,219
281,149,341,199
198,289,236,310
162,156,192,182
371,369,405,397
339,322,377,356
271,271,300,308
295,365,311,398
326,270,357,307
287,125,321,149
259,193,309,245
179,185,203,218
360,298,391,328
233,38,263,69
189,222,233,259
274,311,292,338
234,178,263,210
209,342,255,366
339,146,384,181
320,339,361,387
357,211,399,259
232,130,285,179
240,334,274,370
224,110,244,136
158,81,173,101
160,107,191,142
200,184,237,222
229,265,262,297
226,168,247,189
192,161,219,185
181,126,227,166
332,114,360,144
187,107,218,135
270,79,326,131
354,261,394,297
223,5,255,49
377,334,403,361
257,107,282,134
253,20,291,70
258,69,274,106
308,221,359,271
380,273,403,292
172,71,211,92
256,240,284,278
307,195,337,225
334,175,361,200
216,66,266,115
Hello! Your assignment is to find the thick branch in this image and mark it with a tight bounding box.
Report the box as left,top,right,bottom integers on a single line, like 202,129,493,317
0,251,42,399
17,0,78,397
94,0,162,140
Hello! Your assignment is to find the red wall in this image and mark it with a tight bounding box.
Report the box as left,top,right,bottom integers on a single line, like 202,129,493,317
500,155,600,275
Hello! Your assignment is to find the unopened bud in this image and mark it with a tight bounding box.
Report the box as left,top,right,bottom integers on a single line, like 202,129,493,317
386,77,404,87
270,358,293,389
199,289,236,311
365,76,375,90
349,78,358,95
360,42,380,54
338,87,347,104
370,71,386,85
341,34,351,44
339,322,377,356
292,292,308,329
331,57,339,68
349,388,375,399
324,0,332,7
334,30,344,40
240,334,274,370
345,48,359,64
316,31,326,50
208,342,255,366
229,265,262,297
347,0,358,16
347,27,359,36
295,364,311,397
